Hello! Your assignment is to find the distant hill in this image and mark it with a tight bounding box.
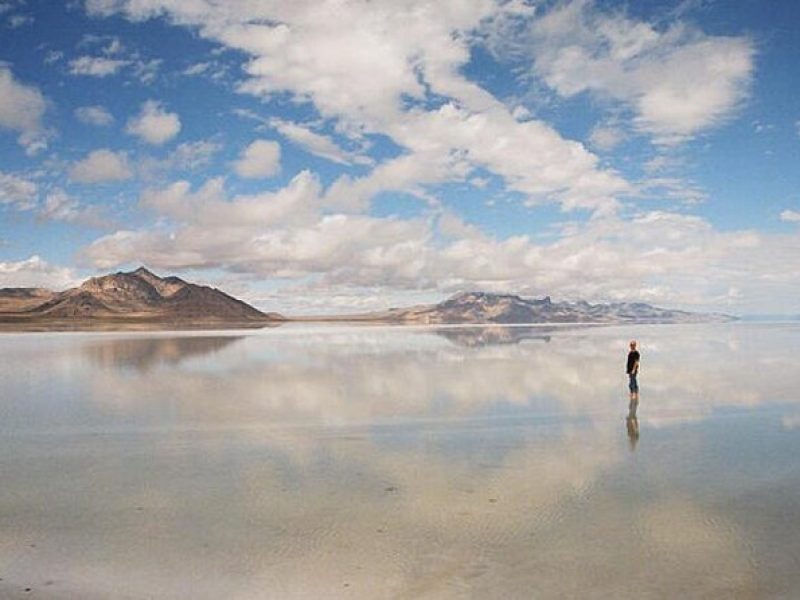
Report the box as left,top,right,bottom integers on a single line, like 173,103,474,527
348,291,734,324
0,288,56,312
0,267,284,326
0,274,734,329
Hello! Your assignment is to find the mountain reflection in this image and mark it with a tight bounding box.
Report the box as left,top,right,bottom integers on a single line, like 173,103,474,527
57,322,800,430
434,325,553,347
83,335,244,371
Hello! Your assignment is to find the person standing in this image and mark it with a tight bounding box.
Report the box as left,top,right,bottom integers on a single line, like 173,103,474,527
626,340,640,402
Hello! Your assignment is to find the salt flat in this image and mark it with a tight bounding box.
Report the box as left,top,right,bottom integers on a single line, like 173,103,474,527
1,323,799,598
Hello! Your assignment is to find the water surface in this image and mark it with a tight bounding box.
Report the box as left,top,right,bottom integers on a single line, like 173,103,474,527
1,323,799,598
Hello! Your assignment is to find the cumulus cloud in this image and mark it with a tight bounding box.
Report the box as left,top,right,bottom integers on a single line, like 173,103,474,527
780,209,800,223
80,174,800,313
0,255,79,289
69,149,133,183
68,55,130,76
126,100,181,145
515,0,755,144
76,1,797,313
326,102,629,213
86,0,627,214
0,65,48,154
82,173,428,279
75,105,114,126
233,139,281,179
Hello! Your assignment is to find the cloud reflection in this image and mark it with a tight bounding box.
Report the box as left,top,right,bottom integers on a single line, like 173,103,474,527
1,324,799,597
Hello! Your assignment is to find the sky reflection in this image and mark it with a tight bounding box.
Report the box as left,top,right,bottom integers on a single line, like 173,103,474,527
1,324,799,598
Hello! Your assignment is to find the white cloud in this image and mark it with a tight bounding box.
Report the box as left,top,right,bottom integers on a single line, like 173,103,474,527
0,170,37,210
83,173,429,279
137,139,221,180
44,50,64,64
326,103,629,213
80,174,800,313
639,176,707,205
233,139,281,179
182,60,229,81
70,36,160,83
470,176,490,189
138,172,319,229
7,13,33,28
126,100,181,145
1,172,105,226
643,154,681,173
183,61,210,76
88,0,627,215
0,66,48,154
75,105,114,126
780,209,800,223
38,189,106,227
132,58,161,84
0,255,79,290
77,1,799,313
39,190,79,221
69,149,133,183
102,37,123,55
169,140,220,170
78,33,123,54
269,117,373,166
68,55,130,76
516,0,755,144
588,123,625,151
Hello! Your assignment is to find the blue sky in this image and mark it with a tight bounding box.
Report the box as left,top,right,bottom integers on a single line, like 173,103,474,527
1,0,799,314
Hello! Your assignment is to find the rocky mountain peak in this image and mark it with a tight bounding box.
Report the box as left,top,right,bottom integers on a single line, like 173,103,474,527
0,268,278,323
127,266,186,297
447,291,526,305
131,266,157,278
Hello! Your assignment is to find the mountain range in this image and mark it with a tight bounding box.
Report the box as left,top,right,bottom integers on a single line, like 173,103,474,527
0,268,733,328
0,267,283,326
368,291,733,324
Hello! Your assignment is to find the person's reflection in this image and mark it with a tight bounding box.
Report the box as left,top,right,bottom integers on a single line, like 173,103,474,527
626,398,640,450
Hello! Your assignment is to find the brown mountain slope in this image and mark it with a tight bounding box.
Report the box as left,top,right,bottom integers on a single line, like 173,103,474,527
0,267,284,324
0,288,56,312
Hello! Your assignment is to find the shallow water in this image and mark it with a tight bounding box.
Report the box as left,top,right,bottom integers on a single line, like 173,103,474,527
1,323,799,599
